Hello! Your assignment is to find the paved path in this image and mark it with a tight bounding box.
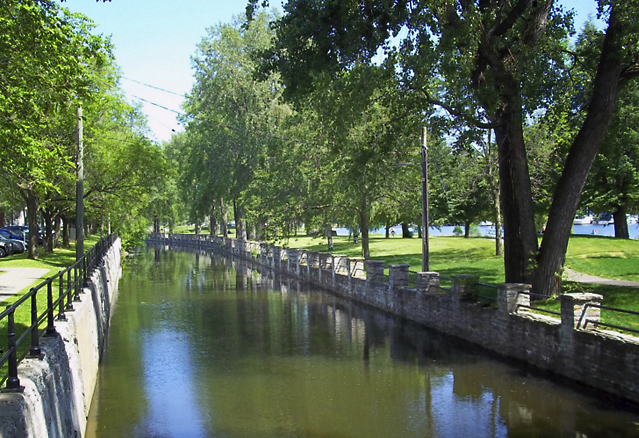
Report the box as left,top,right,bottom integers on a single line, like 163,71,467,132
564,267,639,288
0,268,50,298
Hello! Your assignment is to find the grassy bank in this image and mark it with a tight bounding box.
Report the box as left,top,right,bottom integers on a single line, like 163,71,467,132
282,233,639,333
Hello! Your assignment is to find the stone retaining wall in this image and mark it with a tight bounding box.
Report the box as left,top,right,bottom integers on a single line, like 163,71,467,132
0,238,122,438
151,233,639,406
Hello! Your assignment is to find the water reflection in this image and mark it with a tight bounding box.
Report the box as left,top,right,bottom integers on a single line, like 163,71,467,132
86,245,639,438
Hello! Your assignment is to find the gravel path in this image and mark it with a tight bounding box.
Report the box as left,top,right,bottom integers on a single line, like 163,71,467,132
0,267,50,297
563,267,639,288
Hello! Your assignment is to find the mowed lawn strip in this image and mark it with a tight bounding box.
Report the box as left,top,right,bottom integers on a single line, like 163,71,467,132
285,235,505,284
565,235,639,282
284,234,639,335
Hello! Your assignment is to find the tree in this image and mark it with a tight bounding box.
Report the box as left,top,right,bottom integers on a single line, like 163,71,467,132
0,0,111,257
253,0,639,295
183,11,283,240
582,81,639,238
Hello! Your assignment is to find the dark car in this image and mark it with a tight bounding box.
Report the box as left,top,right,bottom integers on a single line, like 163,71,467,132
2,226,44,244
0,228,25,241
0,240,13,257
3,225,28,231
0,235,24,254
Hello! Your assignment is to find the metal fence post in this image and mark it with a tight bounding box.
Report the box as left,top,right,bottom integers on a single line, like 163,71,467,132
74,263,82,302
28,289,42,358
59,272,67,321
46,276,57,336
4,310,23,391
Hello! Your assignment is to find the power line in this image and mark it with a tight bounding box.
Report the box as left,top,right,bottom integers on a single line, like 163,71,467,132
129,94,185,116
123,77,186,97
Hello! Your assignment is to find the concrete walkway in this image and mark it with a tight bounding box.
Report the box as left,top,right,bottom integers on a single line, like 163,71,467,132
564,267,639,288
0,267,50,298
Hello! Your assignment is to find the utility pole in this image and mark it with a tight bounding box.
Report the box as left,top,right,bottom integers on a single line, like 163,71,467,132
421,126,429,272
76,107,84,261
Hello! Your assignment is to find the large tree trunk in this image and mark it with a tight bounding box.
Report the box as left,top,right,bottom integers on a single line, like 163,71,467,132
324,226,334,251
248,224,256,240
210,200,218,237
27,190,39,259
401,222,411,238
613,207,629,239
464,221,470,238
358,197,370,260
62,216,70,248
235,200,247,240
493,89,538,284
54,216,61,248
220,197,228,236
533,6,625,296
43,209,53,253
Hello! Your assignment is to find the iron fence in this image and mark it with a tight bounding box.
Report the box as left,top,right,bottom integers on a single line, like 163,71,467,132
577,303,639,335
0,234,117,392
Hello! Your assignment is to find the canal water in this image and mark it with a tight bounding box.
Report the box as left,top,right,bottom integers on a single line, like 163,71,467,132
86,245,639,438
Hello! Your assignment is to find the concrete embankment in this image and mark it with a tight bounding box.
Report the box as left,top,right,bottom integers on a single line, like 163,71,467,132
0,239,121,438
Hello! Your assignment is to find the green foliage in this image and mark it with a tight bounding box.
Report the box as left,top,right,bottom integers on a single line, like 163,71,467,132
0,0,167,251
180,11,283,237
0,0,112,195
582,81,639,227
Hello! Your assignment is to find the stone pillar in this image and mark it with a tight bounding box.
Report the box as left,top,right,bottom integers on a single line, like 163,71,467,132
417,272,439,294
272,246,282,270
320,253,331,271
331,254,337,284
334,255,348,276
288,249,300,275
350,257,365,278
561,293,603,331
308,251,320,269
319,253,331,283
389,264,410,292
451,275,479,301
497,283,531,314
365,260,385,283
299,250,310,276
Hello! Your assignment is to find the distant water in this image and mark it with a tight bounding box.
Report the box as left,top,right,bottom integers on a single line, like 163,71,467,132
336,223,639,239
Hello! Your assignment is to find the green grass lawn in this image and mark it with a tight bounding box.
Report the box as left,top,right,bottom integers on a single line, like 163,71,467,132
282,233,639,335
565,235,639,282
284,235,506,284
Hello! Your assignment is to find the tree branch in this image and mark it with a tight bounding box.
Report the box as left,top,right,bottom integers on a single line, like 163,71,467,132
407,84,497,129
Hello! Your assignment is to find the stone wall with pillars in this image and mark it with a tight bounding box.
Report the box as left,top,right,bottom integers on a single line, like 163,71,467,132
148,233,639,405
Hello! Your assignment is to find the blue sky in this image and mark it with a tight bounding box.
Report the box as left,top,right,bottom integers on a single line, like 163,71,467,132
62,0,601,144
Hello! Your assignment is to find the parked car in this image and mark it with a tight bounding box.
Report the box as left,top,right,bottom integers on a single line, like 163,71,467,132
0,227,43,245
0,235,24,254
0,228,24,241
0,240,12,257
3,225,28,232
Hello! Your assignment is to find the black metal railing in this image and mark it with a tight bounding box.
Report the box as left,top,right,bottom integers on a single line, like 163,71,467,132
0,233,117,391
577,303,639,335
516,291,562,317
477,283,498,302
